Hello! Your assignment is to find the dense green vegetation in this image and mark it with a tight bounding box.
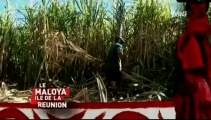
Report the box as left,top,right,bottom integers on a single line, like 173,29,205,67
0,0,186,101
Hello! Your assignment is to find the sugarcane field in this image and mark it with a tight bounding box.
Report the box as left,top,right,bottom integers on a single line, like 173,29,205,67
0,0,186,103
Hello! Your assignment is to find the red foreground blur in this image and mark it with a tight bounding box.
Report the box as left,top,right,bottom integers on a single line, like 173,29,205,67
0,101,175,119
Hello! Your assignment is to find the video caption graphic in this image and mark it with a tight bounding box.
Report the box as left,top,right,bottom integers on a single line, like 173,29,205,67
30,83,70,108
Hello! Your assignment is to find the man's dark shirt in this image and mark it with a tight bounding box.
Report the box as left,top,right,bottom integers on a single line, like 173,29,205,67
105,43,123,72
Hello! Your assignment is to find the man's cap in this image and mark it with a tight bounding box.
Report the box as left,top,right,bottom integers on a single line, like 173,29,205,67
119,37,125,43
115,36,125,43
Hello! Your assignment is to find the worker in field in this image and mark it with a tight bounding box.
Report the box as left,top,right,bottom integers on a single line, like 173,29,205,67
105,36,125,99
